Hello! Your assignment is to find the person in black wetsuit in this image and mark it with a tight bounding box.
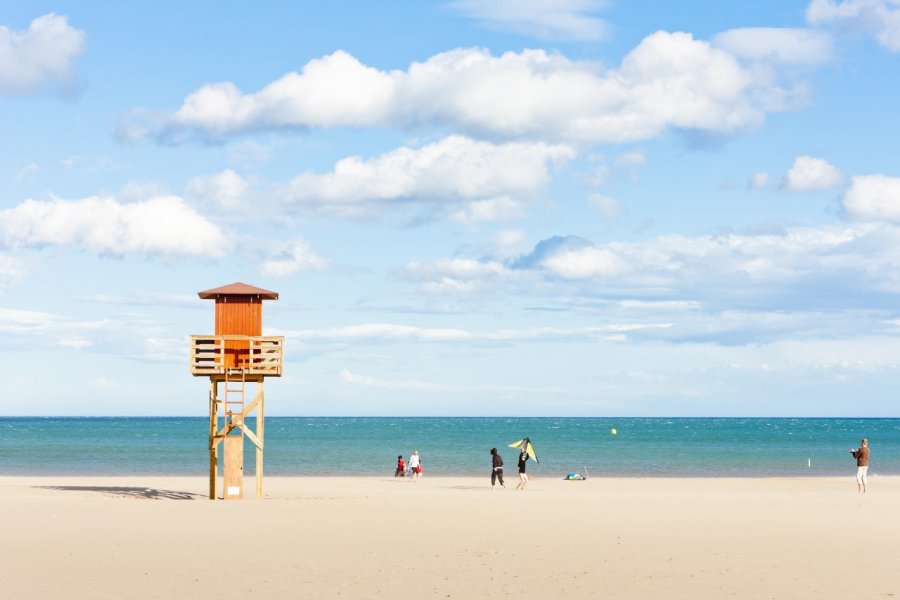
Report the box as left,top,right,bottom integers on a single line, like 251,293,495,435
490,447,505,489
516,448,529,491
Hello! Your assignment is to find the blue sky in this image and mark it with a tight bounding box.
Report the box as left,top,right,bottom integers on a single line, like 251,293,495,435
2,1,900,416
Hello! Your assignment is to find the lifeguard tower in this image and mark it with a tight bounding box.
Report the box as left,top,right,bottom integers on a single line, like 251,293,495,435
189,282,283,500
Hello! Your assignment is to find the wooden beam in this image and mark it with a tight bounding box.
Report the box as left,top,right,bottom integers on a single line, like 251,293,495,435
256,385,265,500
242,425,263,451
208,380,217,500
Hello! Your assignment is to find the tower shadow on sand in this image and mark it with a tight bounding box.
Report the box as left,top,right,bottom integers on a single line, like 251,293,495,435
36,486,204,500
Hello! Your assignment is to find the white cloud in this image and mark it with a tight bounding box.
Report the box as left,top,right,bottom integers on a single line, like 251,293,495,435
0,195,227,257
340,367,569,394
749,172,770,189
287,135,573,221
187,169,248,210
168,50,397,137
449,196,526,224
261,239,329,276
61,155,112,172
842,174,900,222
340,368,448,391
404,222,900,307
807,0,900,52
539,245,630,278
291,322,654,344
0,255,25,292
587,194,620,219
152,32,799,144
79,292,197,307
448,0,610,42
402,258,512,295
0,306,192,364
782,155,844,191
0,14,85,94
491,229,529,259
713,28,833,64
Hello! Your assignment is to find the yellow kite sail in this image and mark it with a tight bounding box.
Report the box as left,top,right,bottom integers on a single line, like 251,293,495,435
508,437,539,463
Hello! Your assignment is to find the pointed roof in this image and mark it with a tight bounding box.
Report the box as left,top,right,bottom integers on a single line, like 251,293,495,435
198,282,279,300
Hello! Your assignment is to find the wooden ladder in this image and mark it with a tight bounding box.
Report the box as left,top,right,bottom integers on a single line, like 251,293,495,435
224,368,246,429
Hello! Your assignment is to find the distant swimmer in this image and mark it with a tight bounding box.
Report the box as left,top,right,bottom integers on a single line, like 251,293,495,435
850,438,870,493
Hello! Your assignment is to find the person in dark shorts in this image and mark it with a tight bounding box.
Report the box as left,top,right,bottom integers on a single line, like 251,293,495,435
516,448,529,491
490,447,504,489
395,455,405,477
851,438,870,493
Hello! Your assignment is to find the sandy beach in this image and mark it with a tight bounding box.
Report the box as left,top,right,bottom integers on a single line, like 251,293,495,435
2,475,898,599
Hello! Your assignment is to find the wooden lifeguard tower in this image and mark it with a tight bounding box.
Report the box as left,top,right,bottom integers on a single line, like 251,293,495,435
189,282,283,500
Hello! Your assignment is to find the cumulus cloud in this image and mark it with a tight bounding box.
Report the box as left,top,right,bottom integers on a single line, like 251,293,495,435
261,239,329,276
842,174,900,222
148,32,801,144
713,27,833,64
187,169,248,210
520,235,629,278
0,195,227,257
447,0,611,42
807,0,900,52
782,155,844,191
0,14,85,94
286,135,573,221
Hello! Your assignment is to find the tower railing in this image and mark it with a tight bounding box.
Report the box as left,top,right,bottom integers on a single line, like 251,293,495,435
189,335,284,377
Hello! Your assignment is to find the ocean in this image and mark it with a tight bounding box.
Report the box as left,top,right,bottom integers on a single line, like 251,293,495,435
1,417,897,477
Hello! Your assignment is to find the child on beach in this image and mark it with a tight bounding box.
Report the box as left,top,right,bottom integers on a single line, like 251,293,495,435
395,455,405,477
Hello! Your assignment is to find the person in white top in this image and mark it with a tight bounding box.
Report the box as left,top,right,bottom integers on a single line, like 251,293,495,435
408,450,421,482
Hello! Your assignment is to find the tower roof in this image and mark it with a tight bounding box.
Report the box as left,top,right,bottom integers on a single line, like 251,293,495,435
198,282,279,300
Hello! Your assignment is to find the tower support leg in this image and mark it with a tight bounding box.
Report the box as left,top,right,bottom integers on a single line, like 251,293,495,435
256,381,265,500
209,379,218,500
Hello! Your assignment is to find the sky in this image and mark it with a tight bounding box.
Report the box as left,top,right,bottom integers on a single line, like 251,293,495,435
1,1,900,417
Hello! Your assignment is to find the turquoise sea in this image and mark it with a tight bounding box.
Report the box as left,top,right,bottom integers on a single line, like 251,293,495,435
1,417,897,477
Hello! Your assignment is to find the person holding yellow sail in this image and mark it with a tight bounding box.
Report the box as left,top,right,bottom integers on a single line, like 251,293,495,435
509,437,538,491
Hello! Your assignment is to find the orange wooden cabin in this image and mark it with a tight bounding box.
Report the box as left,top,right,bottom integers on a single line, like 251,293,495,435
198,282,279,370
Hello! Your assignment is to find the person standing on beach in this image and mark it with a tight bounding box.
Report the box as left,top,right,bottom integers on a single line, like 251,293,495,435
395,455,405,477
408,450,421,482
490,448,505,489
851,439,870,493
515,448,529,491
